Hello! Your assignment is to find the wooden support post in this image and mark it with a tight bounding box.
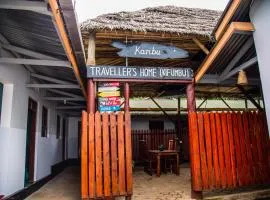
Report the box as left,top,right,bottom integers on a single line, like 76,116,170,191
186,82,196,112
192,38,209,55
177,97,181,138
124,82,130,112
86,33,96,66
150,97,175,124
220,96,234,112
237,85,263,111
87,79,95,113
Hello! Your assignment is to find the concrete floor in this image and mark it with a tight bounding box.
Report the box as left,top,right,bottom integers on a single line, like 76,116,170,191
26,165,193,200
26,167,80,200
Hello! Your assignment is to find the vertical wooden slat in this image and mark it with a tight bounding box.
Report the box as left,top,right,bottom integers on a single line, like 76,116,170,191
221,112,233,188
259,112,270,183
215,113,227,188
226,113,237,187
110,113,119,196
248,112,259,184
88,112,95,198
102,113,111,197
125,112,133,195
232,113,242,186
204,112,214,189
210,112,220,189
197,113,209,189
189,112,202,191
81,111,88,199
237,112,249,186
242,112,254,184
253,112,264,183
118,112,126,195
95,112,103,197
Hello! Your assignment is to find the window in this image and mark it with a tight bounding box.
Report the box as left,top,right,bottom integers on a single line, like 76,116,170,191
0,82,3,122
149,120,164,131
41,106,48,137
56,115,61,139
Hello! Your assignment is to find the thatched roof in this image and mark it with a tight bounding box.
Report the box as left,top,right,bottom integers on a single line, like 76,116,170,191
81,6,222,38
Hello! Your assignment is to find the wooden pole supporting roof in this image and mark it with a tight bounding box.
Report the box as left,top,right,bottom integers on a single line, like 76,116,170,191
48,0,87,99
195,22,255,83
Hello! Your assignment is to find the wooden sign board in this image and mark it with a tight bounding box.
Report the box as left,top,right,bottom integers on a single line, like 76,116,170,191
112,41,189,59
87,66,193,80
99,105,120,112
98,91,120,98
99,97,121,106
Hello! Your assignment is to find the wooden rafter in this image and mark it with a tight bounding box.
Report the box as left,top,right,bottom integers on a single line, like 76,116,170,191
48,0,87,98
215,0,242,41
192,38,209,55
195,22,255,83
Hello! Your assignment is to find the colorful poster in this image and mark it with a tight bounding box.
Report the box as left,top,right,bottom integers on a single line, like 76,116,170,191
99,97,121,106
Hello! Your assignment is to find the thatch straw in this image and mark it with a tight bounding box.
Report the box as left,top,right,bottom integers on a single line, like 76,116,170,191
81,6,222,38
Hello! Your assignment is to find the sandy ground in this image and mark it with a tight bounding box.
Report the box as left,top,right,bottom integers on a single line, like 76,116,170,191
26,165,193,200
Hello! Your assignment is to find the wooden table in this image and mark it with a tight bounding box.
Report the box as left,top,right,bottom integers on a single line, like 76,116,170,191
148,150,179,177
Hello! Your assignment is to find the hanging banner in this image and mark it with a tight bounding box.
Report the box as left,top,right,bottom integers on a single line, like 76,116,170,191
87,66,193,80
112,41,189,59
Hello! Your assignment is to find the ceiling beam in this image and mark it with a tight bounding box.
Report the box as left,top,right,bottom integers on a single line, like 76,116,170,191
26,84,80,89
0,0,51,16
195,22,255,83
0,58,72,68
0,44,59,60
0,33,34,73
219,37,254,80
56,106,86,110
44,97,85,101
47,89,82,98
220,57,258,82
30,73,75,85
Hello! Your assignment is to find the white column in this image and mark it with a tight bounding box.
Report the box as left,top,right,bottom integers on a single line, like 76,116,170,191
250,0,270,134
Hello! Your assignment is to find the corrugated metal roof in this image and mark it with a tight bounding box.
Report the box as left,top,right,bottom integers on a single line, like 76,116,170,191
0,0,87,114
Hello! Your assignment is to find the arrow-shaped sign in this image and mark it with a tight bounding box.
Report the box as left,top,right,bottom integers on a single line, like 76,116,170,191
98,91,120,97
98,86,120,92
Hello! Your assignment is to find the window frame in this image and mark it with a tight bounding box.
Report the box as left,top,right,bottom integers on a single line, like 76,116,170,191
41,106,48,137
56,115,61,139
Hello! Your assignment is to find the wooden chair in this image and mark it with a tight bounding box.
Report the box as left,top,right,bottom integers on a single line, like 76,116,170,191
165,139,178,173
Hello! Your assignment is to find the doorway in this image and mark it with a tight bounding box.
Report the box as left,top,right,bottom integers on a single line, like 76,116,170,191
24,98,37,186
62,118,66,161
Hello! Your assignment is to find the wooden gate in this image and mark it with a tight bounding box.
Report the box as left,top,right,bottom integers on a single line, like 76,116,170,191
81,111,133,199
188,111,270,191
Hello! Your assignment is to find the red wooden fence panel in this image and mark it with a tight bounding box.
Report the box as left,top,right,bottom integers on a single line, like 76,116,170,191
189,111,270,192
81,111,133,199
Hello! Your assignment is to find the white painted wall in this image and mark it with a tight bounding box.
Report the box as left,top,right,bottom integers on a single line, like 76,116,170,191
67,117,81,159
131,115,176,131
0,49,70,196
250,0,270,133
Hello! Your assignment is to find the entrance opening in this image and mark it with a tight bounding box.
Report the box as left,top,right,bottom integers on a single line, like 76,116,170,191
62,118,66,161
24,98,37,186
